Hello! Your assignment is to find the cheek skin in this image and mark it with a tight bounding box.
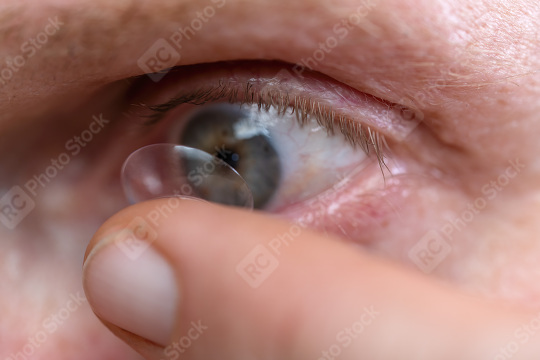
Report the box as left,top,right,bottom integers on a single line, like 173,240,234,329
280,147,540,308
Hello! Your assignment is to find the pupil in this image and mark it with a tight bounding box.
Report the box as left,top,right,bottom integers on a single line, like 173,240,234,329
216,148,240,169
179,104,282,209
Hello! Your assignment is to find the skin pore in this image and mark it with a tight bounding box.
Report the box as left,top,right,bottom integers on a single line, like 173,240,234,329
1,0,540,359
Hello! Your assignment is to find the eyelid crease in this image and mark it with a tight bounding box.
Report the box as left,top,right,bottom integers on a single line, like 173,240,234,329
141,80,390,172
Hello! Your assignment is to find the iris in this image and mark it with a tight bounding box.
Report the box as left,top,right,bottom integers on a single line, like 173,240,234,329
180,104,282,209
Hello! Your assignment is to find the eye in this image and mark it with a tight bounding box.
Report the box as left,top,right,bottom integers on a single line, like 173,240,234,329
127,61,420,212
174,102,371,210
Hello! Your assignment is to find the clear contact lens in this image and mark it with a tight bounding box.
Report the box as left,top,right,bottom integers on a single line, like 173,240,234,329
121,144,254,209
178,103,281,209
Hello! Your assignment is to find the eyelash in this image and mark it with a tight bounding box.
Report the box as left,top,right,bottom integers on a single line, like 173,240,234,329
139,80,389,170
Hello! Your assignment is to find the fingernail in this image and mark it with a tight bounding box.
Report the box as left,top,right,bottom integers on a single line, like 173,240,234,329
83,237,178,346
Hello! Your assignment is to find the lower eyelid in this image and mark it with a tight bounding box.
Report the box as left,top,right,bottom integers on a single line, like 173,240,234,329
277,160,416,244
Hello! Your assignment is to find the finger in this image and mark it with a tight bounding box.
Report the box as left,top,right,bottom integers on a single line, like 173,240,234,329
82,198,540,360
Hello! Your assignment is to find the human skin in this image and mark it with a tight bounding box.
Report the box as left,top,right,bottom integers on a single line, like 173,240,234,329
1,0,540,359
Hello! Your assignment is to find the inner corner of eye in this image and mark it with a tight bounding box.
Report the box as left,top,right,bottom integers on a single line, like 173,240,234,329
162,101,372,212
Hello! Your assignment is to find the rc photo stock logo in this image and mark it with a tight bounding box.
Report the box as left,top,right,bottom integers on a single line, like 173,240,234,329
4,291,87,360
137,0,227,82
114,216,159,261
0,186,36,230
236,223,304,288
0,16,63,87
408,157,526,274
137,39,181,83
236,245,280,289
0,114,109,230
408,230,452,274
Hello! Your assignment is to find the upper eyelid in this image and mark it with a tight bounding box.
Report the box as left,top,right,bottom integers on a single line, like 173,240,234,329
133,62,422,142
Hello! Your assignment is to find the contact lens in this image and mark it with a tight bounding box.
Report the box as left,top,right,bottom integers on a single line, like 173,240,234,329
121,144,254,209
178,103,281,209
